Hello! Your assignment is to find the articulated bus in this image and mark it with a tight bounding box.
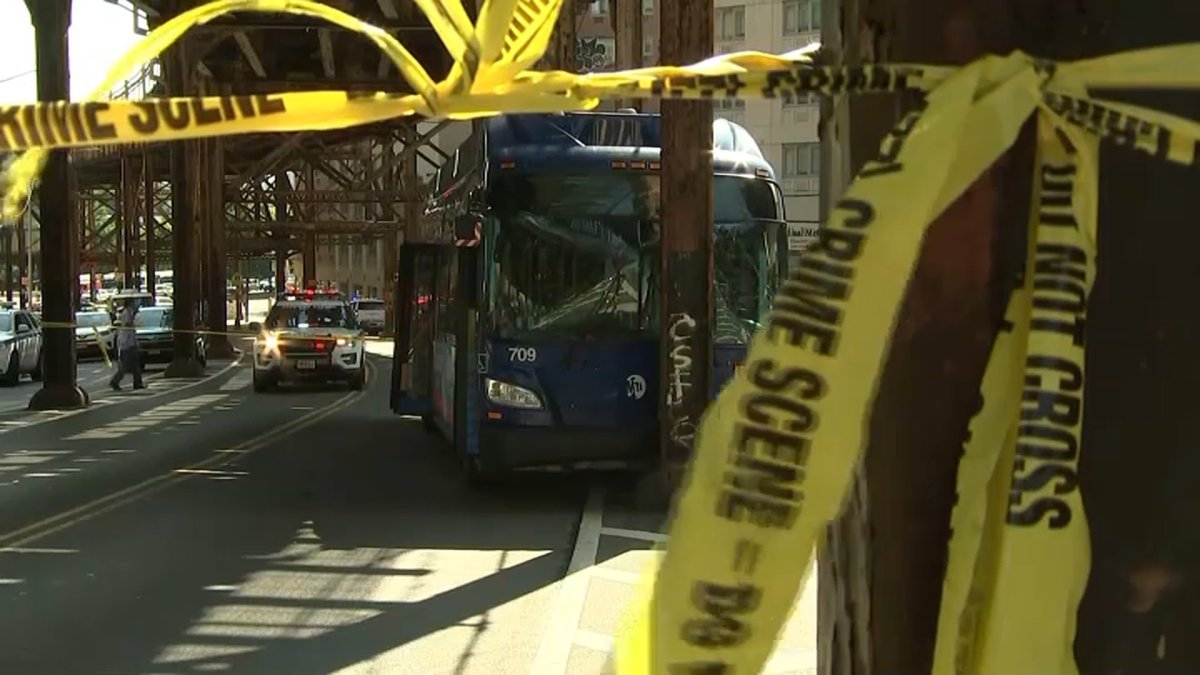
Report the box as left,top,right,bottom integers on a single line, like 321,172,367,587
390,112,788,482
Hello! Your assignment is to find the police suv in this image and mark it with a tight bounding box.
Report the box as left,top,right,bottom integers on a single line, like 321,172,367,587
250,290,366,392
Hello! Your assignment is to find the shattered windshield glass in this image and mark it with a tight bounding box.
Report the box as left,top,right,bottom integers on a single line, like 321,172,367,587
487,171,782,342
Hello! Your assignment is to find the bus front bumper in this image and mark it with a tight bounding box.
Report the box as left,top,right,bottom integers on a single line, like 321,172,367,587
478,424,658,471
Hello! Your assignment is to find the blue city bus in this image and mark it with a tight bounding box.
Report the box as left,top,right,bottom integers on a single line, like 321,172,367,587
390,111,787,482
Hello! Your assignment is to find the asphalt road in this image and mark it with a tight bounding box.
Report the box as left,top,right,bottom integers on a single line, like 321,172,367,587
0,355,137,413
0,349,591,675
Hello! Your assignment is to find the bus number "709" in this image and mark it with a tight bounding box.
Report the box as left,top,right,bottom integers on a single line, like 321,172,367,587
508,346,538,363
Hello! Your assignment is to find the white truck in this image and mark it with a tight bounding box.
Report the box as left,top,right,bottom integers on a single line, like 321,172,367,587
351,298,386,336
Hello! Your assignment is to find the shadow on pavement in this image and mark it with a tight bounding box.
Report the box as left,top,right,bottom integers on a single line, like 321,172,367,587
0,374,589,675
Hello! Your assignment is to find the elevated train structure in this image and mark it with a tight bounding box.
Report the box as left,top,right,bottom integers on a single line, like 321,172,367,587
5,0,461,329
6,0,495,408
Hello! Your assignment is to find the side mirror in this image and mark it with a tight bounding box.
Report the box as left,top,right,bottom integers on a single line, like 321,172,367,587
248,322,262,333
454,214,481,246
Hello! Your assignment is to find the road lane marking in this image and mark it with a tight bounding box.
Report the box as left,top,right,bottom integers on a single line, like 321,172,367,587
219,371,252,391
64,394,228,440
0,359,372,550
530,483,604,675
573,629,615,653
598,526,669,543
0,354,243,435
0,364,162,414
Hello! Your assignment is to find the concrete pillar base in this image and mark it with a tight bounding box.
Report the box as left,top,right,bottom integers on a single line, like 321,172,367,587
164,358,205,379
27,384,90,411
206,338,238,360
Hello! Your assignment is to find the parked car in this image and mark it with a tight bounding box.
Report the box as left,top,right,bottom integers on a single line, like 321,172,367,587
131,306,207,369
106,290,155,319
351,298,385,336
75,310,115,359
0,309,43,386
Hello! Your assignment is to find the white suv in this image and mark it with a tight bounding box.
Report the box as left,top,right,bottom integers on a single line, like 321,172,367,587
351,298,386,335
251,292,366,392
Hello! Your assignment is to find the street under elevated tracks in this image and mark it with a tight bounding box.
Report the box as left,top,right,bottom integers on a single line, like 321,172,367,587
0,342,594,675
0,340,817,675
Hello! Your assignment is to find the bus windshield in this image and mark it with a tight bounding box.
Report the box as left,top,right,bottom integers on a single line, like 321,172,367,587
486,171,782,342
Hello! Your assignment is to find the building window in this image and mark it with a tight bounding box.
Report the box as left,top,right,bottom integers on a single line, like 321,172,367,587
782,92,819,106
590,0,609,16
715,98,745,110
716,6,745,41
642,0,654,14
643,37,655,59
783,0,820,34
782,142,820,177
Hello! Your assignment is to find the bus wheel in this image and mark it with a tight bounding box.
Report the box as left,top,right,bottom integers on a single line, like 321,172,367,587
459,453,499,487
252,369,274,393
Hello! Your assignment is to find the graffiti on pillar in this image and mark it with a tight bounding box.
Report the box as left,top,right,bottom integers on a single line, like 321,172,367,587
667,312,697,452
575,37,613,72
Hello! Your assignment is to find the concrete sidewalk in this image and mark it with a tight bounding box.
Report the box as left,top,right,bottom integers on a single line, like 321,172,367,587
531,483,819,675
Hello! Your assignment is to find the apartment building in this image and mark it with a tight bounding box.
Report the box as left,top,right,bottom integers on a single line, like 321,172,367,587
314,0,821,291
578,0,823,242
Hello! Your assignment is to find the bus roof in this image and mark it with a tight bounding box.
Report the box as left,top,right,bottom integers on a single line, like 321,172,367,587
481,112,775,179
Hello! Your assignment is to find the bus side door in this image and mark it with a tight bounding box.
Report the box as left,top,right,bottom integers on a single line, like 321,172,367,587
390,244,439,416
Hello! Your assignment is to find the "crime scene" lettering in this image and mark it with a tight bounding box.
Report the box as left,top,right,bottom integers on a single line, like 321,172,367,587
0,94,287,150
768,198,872,356
716,359,824,528
1007,161,1089,530
716,101,930,531
858,96,929,179
127,95,286,136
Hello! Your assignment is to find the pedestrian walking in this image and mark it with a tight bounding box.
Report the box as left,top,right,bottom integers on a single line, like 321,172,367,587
109,299,145,391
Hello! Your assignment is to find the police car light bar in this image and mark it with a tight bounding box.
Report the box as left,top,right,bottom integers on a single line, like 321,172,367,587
277,289,345,302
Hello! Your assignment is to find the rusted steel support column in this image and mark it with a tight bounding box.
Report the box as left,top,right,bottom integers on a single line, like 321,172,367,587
26,0,88,410
612,0,643,108
543,0,576,71
197,139,211,328
380,135,398,332
1067,3,1200,672
144,152,156,296
302,229,316,287
120,153,139,289
657,0,713,483
273,171,289,293
164,40,203,378
207,138,233,358
818,1,1114,673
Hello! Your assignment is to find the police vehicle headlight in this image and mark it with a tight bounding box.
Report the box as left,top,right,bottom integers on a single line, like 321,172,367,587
485,378,543,410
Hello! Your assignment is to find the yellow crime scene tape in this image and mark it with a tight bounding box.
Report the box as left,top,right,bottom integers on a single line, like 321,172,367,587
39,320,396,371
2,0,1199,672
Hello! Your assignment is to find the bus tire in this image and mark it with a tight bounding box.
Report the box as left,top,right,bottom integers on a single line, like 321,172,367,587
1,352,18,387
30,351,43,382
252,369,274,393
459,452,500,487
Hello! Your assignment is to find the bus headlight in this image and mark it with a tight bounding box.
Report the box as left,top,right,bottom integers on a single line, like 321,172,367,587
485,378,543,410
